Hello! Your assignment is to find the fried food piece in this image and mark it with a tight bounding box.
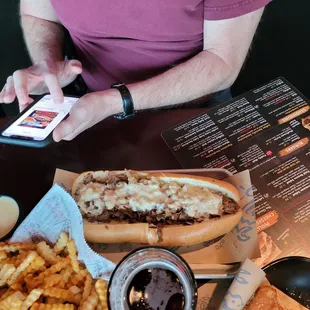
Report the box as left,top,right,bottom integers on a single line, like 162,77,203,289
14,257,46,287
10,282,25,292
0,237,100,310
0,264,16,287
24,273,35,288
58,267,73,289
81,274,92,305
0,291,25,310
0,251,7,261
30,304,74,310
68,286,80,295
74,293,81,305
11,298,24,310
66,269,88,288
21,289,44,310
66,241,79,273
244,285,284,310
0,288,14,301
30,259,70,289
45,297,58,304
80,287,98,310
40,274,62,289
0,243,36,252
9,251,29,268
37,242,60,265
10,291,26,310
19,257,46,280
30,304,40,310
0,288,7,299
8,251,38,285
27,256,46,272
42,287,76,304
95,280,108,310
75,293,82,305
53,233,69,254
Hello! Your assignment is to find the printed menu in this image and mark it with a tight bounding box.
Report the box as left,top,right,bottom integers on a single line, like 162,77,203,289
162,77,310,266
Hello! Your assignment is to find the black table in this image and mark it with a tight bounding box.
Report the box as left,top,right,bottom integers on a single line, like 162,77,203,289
0,108,202,216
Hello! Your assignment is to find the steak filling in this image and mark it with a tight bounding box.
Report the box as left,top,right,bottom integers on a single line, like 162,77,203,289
75,171,239,226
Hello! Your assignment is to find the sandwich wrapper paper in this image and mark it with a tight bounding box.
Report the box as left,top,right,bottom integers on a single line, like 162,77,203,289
219,258,265,310
197,258,265,310
10,184,115,279
52,168,260,267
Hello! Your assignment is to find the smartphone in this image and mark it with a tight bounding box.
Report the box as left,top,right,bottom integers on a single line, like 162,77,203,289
0,94,79,148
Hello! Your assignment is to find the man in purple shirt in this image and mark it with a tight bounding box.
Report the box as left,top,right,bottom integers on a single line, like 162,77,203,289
0,0,270,141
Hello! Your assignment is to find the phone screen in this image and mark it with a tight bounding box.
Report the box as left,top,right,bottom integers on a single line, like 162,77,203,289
2,95,78,141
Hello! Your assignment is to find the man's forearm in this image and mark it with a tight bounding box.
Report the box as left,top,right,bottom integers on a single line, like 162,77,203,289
127,50,238,110
56,51,238,141
21,15,64,64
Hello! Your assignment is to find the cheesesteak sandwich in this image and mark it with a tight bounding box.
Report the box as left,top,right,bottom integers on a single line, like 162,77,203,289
72,170,242,246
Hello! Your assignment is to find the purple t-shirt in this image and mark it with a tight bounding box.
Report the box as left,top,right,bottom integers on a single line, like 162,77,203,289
51,0,270,92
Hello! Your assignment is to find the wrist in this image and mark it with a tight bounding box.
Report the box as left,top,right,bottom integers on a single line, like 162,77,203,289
97,89,123,116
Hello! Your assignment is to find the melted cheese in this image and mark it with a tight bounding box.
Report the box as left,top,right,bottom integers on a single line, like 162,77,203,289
78,177,223,218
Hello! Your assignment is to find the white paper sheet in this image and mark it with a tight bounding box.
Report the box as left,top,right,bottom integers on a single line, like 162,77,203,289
10,184,116,279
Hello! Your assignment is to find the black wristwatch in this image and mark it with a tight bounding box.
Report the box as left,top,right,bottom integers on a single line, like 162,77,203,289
111,83,136,120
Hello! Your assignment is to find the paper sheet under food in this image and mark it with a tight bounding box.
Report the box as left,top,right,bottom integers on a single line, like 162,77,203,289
10,184,115,279
53,168,260,266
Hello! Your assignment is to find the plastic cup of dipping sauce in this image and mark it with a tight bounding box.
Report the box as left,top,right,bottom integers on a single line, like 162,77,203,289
0,196,20,241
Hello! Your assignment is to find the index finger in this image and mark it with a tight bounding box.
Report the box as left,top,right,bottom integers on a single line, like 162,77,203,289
44,73,64,104
13,70,30,108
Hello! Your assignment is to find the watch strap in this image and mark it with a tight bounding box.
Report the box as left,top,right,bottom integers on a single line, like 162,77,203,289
111,83,135,120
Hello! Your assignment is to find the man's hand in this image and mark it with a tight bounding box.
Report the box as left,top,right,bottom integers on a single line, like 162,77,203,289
53,89,122,142
0,59,82,110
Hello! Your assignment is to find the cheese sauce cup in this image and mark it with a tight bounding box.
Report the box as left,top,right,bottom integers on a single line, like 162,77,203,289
108,247,197,310
0,196,21,241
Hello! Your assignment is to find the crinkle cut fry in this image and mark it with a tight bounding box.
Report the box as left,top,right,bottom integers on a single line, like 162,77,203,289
66,240,79,273
0,243,36,252
80,287,98,310
30,258,70,289
0,251,7,260
95,280,108,310
16,256,46,283
8,251,38,285
65,269,87,288
0,288,14,301
40,274,62,289
58,266,73,289
0,291,25,310
80,274,92,305
37,242,60,265
53,233,69,254
0,264,16,286
42,287,77,304
8,251,29,268
31,303,75,310
21,289,43,310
